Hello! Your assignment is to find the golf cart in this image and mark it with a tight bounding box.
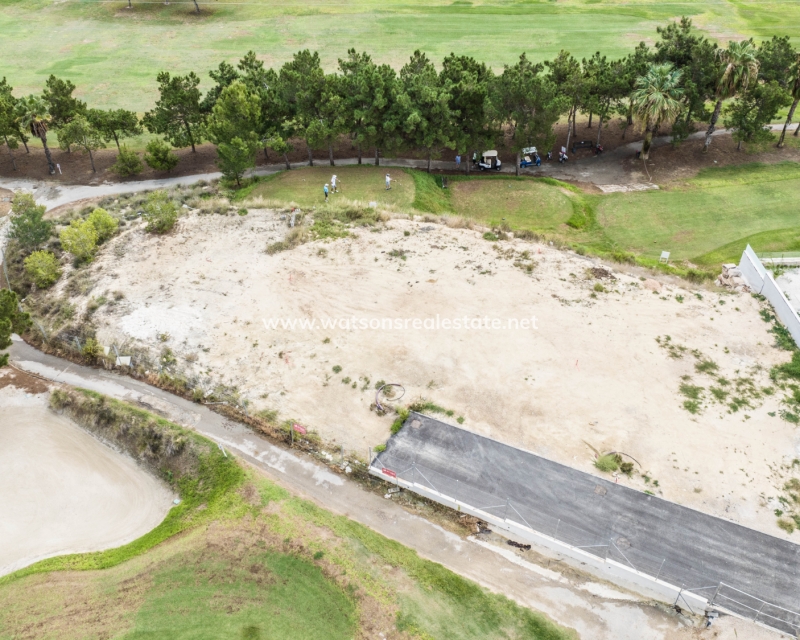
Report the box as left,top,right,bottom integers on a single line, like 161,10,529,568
474,150,502,171
519,146,541,168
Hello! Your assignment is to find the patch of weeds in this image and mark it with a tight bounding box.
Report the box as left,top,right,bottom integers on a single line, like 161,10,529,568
160,348,177,367
777,518,795,534
695,357,719,374
675,295,684,303
256,408,278,423
332,365,342,374
780,409,800,424
341,377,351,385
728,396,751,413
373,444,386,453
266,241,289,255
656,335,686,359
709,386,729,402
457,416,465,424
483,232,499,242
595,454,621,473
683,400,701,414
408,400,450,415
391,408,410,434
387,249,408,261
593,283,605,293
679,382,703,401
322,337,330,344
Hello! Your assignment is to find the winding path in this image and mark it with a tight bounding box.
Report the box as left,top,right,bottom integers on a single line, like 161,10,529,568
0,127,755,211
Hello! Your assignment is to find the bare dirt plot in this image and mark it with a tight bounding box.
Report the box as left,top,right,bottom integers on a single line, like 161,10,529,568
0,382,174,576
65,209,800,538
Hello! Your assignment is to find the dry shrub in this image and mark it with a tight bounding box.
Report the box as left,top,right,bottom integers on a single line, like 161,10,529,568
444,216,474,229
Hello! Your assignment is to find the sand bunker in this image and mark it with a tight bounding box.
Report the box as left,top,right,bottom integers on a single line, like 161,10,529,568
0,384,174,576
64,209,800,536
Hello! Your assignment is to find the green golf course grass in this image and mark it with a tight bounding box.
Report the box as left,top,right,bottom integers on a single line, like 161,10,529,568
2,0,799,111
249,165,415,209
593,162,800,264
241,161,800,270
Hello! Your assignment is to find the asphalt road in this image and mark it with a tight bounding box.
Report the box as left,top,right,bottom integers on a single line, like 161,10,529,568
374,413,800,634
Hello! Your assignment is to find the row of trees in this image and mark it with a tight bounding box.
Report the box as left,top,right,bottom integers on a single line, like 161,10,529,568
1,18,799,181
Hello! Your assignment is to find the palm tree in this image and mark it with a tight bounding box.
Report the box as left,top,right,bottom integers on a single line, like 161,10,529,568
703,40,760,152
631,63,684,160
777,53,800,148
16,95,56,175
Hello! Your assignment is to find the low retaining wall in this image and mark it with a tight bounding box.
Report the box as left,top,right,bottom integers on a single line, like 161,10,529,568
739,244,800,348
369,466,709,613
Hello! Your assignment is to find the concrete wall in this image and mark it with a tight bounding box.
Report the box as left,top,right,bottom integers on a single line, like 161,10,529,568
739,244,800,348
370,467,709,613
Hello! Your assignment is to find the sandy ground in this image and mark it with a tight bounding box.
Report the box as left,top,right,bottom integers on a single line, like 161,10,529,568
65,209,800,540
0,373,174,576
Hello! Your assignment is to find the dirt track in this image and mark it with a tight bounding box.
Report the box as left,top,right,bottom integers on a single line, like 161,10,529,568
0,376,174,576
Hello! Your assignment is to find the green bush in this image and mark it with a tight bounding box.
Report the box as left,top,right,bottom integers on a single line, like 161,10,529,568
110,146,144,177
9,193,51,250
144,139,179,173
143,190,179,234
594,453,621,473
81,337,104,361
59,219,98,262
23,250,61,288
87,207,118,243
373,444,386,453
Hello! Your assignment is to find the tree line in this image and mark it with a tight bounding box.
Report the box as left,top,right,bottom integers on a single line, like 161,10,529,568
1,18,799,183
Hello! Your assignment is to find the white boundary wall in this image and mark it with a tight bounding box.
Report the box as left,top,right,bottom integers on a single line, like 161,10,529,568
738,244,800,348
369,466,709,613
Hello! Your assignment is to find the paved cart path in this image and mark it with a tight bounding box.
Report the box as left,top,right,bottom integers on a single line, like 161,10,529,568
0,127,763,211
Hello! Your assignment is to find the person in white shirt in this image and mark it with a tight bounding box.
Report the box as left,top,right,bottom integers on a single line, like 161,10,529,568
385,174,392,190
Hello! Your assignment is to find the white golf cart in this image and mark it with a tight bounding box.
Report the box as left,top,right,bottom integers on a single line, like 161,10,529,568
473,150,502,171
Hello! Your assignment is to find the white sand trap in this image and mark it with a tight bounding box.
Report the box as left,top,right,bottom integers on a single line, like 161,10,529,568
0,388,174,576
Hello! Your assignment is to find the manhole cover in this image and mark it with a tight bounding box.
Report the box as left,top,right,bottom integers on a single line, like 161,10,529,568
410,419,422,429
615,536,632,549
594,485,607,496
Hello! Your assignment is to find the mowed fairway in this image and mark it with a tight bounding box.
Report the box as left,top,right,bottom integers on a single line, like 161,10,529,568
451,178,575,232
594,162,800,263
249,165,415,209
2,0,800,110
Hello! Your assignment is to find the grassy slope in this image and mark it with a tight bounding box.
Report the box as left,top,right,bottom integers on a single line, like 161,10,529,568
2,0,799,110
0,391,573,640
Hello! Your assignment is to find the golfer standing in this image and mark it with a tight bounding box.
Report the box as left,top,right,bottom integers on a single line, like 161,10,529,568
324,183,329,201
385,174,392,190
331,174,338,193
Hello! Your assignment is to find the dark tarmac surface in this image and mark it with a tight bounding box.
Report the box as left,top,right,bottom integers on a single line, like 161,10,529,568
374,413,800,634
